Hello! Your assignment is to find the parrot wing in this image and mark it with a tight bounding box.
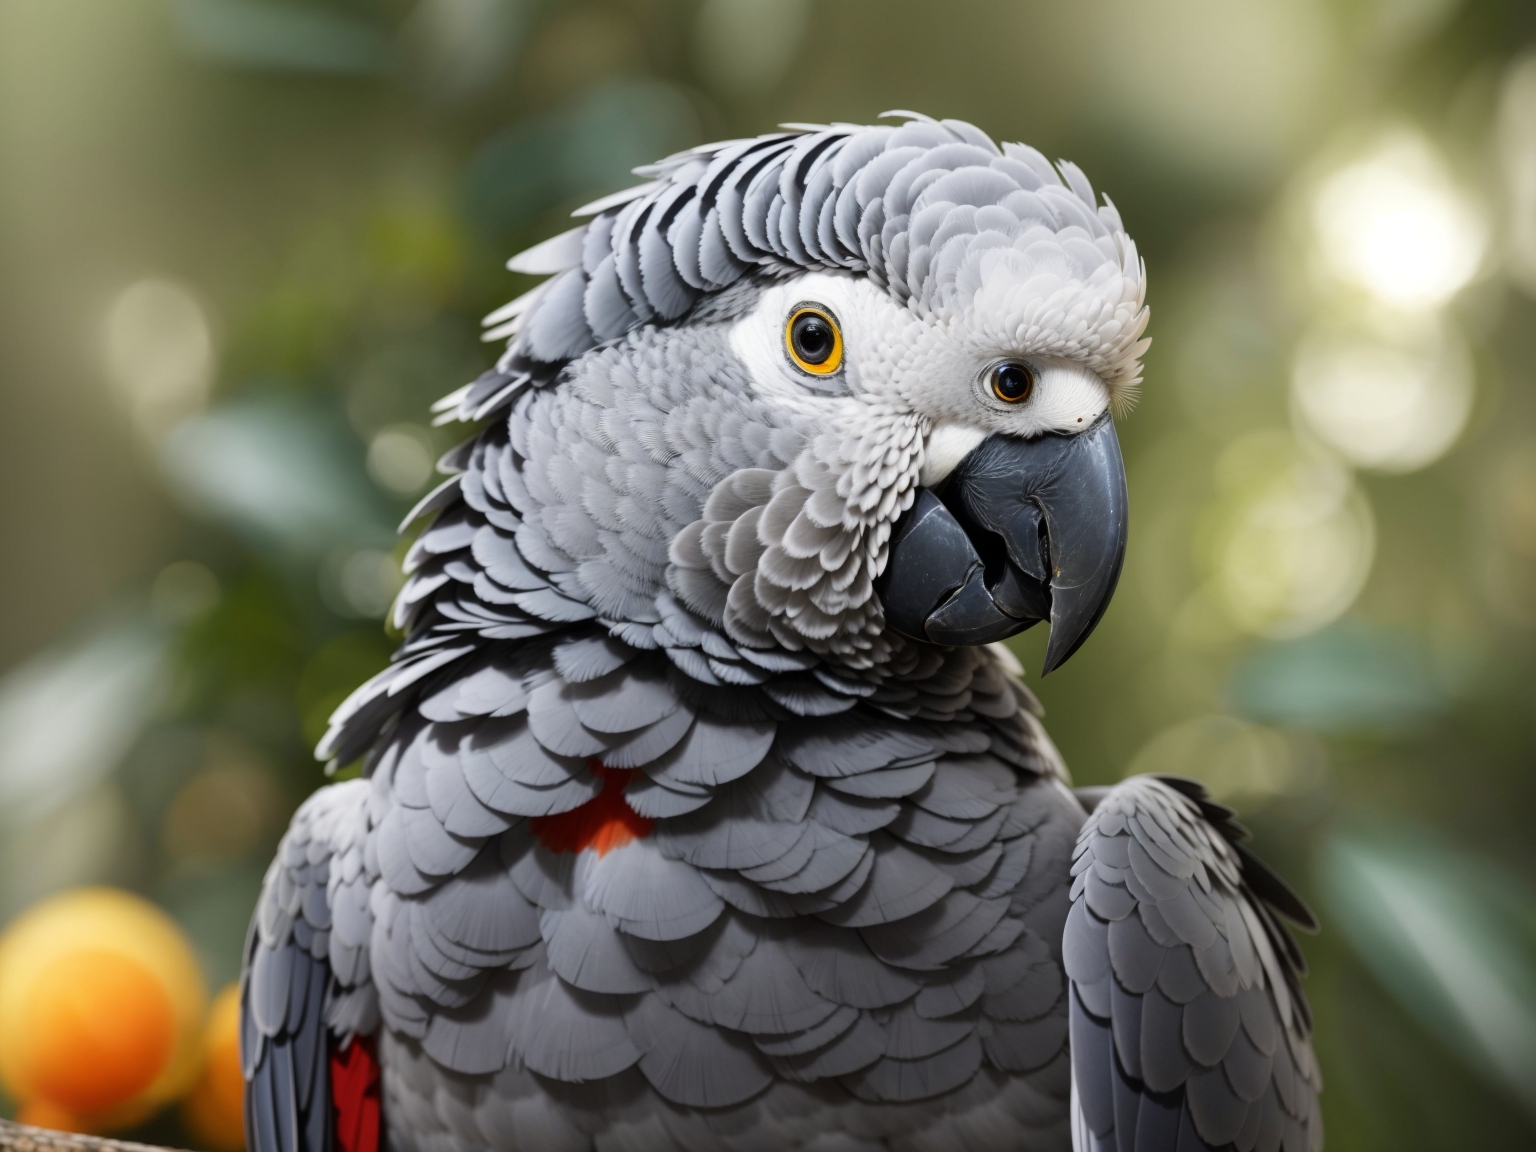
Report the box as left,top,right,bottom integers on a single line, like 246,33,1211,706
242,779,378,1152
1063,775,1321,1152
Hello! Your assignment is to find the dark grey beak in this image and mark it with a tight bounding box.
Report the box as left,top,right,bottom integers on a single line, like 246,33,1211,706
874,414,1128,674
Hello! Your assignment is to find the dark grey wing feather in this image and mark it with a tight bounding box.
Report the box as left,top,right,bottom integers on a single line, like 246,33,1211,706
242,781,376,1152
244,905,333,1152
1065,775,1321,1152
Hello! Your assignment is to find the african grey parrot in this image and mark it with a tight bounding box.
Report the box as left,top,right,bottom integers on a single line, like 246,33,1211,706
240,113,1322,1152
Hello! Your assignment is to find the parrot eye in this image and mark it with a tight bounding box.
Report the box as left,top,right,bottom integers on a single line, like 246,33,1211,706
785,306,843,376
988,361,1035,404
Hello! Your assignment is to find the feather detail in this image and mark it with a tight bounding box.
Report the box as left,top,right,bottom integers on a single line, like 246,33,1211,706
530,763,653,856
330,1034,380,1152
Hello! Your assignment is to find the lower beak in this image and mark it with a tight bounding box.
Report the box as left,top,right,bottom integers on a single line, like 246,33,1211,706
875,414,1128,674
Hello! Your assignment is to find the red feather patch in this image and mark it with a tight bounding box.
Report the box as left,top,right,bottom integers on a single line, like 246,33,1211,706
531,761,652,855
331,1033,381,1152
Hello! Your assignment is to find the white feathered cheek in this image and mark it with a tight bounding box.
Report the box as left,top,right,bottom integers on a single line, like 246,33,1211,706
727,274,919,407
919,354,1112,456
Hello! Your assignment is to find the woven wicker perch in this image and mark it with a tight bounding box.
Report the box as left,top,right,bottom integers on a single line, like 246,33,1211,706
0,1121,187,1152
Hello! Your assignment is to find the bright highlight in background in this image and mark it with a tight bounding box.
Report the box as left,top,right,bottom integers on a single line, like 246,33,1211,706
1212,433,1376,638
1313,130,1485,310
367,424,437,495
1292,320,1474,472
1123,715,1320,803
103,278,216,444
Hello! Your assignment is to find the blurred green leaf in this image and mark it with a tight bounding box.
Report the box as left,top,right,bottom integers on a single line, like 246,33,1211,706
1228,622,1450,735
158,862,268,989
176,569,307,716
159,396,395,557
172,0,394,76
1322,826,1536,1124
0,619,167,830
464,78,701,239
296,628,394,750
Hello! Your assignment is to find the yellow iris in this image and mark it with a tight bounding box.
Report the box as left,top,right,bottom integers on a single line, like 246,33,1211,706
785,307,843,375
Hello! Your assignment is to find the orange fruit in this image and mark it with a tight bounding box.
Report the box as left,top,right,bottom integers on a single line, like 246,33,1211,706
18,948,177,1114
181,983,245,1152
0,888,207,1130
16,1098,92,1134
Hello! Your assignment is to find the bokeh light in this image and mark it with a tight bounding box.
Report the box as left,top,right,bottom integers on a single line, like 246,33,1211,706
160,748,280,872
1291,318,1474,472
320,548,406,620
693,0,809,100
149,562,222,629
367,425,438,496
1311,129,1486,310
1208,432,1376,638
1499,52,1536,298
1090,0,1338,182
1124,714,1325,803
103,279,216,446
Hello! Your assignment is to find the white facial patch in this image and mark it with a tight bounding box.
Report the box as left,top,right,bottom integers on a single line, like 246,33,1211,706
728,272,922,417
729,270,1115,441
1014,360,1112,434
919,424,988,486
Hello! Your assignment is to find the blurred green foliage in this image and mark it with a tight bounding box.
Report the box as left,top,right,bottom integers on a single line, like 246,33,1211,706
3,0,1536,1146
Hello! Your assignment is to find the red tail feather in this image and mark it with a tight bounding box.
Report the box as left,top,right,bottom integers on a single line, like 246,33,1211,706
331,1033,381,1152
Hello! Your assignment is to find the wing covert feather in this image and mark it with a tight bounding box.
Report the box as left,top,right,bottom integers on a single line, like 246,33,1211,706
1064,775,1321,1152
243,781,377,1152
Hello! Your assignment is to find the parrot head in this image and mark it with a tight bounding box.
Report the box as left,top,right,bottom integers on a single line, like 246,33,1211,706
715,259,1135,672
466,115,1147,682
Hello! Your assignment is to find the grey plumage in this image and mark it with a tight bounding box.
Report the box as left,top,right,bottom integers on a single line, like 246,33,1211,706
1064,776,1321,1152
244,781,375,1152
622,773,715,819
645,714,776,788
770,1014,887,1081
819,834,951,927
244,113,1315,1152
504,959,642,1082
425,848,542,958
624,995,775,1108
583,841,725,940
421,973,516,1076
542,907,654,995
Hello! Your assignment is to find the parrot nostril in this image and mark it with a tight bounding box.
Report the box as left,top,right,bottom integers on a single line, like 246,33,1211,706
970,526,1009,589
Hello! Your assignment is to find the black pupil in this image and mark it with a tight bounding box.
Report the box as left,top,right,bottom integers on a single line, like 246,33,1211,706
995,363,1031,401
792,313,834,364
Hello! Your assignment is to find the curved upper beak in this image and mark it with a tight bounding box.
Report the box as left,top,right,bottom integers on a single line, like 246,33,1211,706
875,414,1128,674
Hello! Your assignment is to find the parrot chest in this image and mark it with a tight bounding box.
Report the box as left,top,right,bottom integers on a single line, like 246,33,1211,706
364,747,1084,1152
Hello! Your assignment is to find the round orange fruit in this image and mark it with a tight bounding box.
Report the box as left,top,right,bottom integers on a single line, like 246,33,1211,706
0,888,207,1131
